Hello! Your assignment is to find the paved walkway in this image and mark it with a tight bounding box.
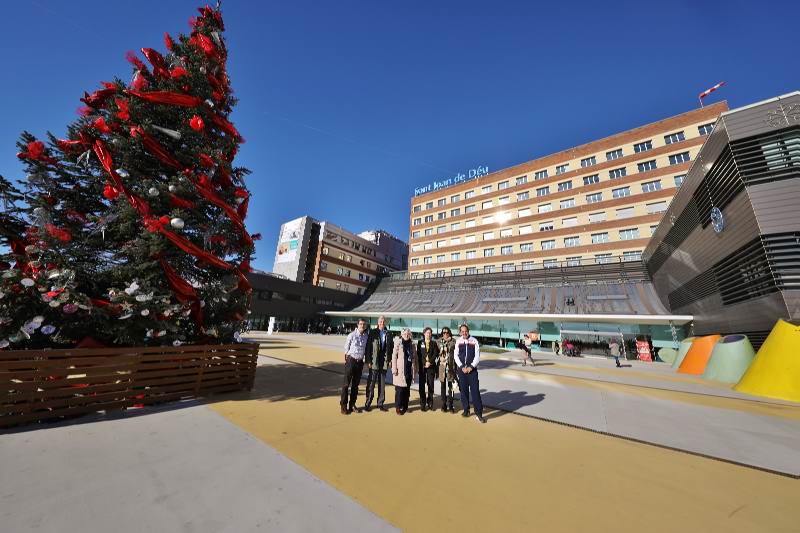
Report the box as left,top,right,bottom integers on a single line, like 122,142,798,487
2,332,799,532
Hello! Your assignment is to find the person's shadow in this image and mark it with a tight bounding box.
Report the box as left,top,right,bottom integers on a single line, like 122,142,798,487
477,390,546,420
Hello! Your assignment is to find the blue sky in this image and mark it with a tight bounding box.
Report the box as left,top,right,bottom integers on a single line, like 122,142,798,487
1,0,797,271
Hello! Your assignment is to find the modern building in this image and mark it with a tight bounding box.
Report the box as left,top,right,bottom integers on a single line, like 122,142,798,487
271,216,407,295
645,91,800,347
407,102,727,279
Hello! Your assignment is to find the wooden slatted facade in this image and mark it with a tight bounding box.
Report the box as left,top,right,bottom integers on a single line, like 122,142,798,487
1,343,258,428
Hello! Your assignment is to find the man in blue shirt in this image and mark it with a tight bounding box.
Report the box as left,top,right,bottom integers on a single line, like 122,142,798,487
364,316,393,412
341,319,368,414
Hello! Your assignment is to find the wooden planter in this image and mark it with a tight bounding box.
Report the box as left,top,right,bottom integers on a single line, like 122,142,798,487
1,342,259,428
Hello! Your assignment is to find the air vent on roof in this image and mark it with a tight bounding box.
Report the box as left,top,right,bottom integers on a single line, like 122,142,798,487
482,297,528,302
586,294,628,300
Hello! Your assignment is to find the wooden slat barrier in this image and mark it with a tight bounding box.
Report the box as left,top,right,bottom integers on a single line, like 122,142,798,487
1,342,259,428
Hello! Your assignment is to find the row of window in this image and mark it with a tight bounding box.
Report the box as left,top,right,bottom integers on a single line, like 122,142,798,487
411,123,712,213
316,279,364,295
409,251,644,278
411,229,647,265
411,193,672,238
412,162,687,226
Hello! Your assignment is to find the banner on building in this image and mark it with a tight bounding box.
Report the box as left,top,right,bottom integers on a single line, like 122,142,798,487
636,339,653,362
275,219,303,264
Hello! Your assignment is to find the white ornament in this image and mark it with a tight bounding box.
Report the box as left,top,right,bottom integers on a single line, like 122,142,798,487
170,217,185,230
31,315,45,324
172,340,182,347
148,187,159,197
168,185,177,193
140,309,150,316
116,168,130,178
124,281,139,295
204,99,214,108
0,340,9,349
20,278,35,287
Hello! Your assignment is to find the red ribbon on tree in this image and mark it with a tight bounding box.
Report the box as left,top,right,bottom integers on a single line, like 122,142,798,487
131,126,183,169
80,83,117,108
127,90,202,107
169,193,195,209
141,48,170,79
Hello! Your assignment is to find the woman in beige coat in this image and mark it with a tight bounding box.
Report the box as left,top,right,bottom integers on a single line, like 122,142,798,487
392,328,418,415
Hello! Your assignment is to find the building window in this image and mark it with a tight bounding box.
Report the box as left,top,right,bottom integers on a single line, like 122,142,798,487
423,272,431,279
606,148,623,161
616,207,634,219
482,216,494,224
424,215,434,223
438,212,447,220
595,253,613,264
465,205,477,214
481,185,492,195
451,252,461,261
498,196,510,205
668,152,691,165
619,228,640,240
562,216,577,227
516,175,528,186
413,205,421,213
539,221,554,232
612,186,630,199
583,174,600,186
637,160,657,173
500,228,512,238
411,244,421,252
522,261,535,270
318,279,325,287
647,201,667,214
465,220,476,228
566,256,582,267
450,222,460,231
518,207,531,217
564,236,580,247
538,204,552,214
536,186,550,197
482,200,493,210
466,267,478,275
502,263,515,272
641,180,662,193
501,245,513,255
320,261,328,271
580,156,597,168
451,268,461,276
451,208,461,217
674,175,685,187
586,192,603,204
436,270,445,277
555,164,569,175
423,256,432,265
466,250,476,259
543,259,558,269
322,246,329,255
413,218,421,226
541,239,555,250
465,190,475,199
484,265,495,274
498,181,509,190
424,228,433,236
698,123,714,136
451,237,461,245
664,131,685,145
634,140,653,153
465,235,476,244
484,248,494,257
588,212,606,223
591,232,609,244
558,180,573,192
517,191,530,202
438,198,447,207
623,250,642,261
519,225,532,235
609,167,627,179
482,231,495,241
534,170,548,180
650,225,658,235
451,194,461,203
412,231,421,238
560,198,575,209
436,225,446,234
520,242,533,253
436,254,445,263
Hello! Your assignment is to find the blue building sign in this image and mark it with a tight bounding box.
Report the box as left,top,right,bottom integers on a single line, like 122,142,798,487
414,165,489,196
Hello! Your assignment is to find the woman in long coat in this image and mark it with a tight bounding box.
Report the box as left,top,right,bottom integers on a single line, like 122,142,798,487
438,327,457,413
392,328,418,415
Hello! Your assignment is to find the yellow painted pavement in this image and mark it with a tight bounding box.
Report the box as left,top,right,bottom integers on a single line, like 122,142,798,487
208,336,800,533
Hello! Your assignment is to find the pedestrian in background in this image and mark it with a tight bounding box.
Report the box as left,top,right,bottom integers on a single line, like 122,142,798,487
392,328,418,415
609,338,622,368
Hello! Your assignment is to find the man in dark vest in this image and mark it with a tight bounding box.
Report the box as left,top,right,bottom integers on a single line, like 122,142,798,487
454,324,486,423
364,316,393,412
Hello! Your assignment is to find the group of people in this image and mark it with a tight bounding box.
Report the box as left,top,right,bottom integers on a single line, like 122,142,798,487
341,317,486,424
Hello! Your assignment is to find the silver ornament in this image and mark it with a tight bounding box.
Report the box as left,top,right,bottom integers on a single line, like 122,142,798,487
40,325,56,335
77,150,92,169
172,340,182,347
148,187,159,197
204,99,214,108
20,278,35,287
116,168,130,178
168,185,177,193
141,309,150,316
170,217,185,229
150,125,182,140
0,340,9,349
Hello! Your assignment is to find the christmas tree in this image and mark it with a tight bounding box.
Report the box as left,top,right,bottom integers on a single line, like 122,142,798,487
0,5,256,349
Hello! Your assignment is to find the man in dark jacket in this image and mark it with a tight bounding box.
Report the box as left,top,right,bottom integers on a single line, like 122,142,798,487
416,327,440,412
363,316,393,412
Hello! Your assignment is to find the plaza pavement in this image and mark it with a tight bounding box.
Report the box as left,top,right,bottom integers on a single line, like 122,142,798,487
2,332,799,532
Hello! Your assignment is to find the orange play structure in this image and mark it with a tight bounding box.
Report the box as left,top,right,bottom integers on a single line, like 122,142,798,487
677,334,721,375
